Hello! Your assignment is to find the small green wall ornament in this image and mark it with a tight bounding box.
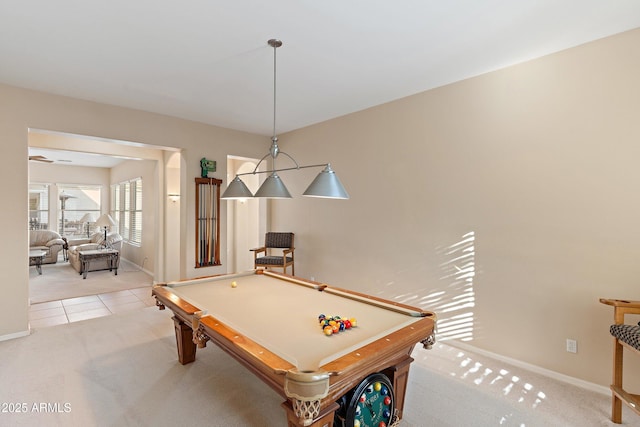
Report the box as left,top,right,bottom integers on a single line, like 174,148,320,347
200,158,216,178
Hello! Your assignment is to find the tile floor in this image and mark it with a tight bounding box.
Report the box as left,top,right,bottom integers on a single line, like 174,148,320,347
29,287,156,329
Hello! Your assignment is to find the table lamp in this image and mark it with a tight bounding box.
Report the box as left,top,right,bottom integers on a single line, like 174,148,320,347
79,213,96,238
95,214,116,247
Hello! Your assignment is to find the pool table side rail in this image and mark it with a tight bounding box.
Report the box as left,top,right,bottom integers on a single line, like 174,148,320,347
157,271,255,288
323,286,436,318
152,285,202,317
261,270,327,290
156,269,327,291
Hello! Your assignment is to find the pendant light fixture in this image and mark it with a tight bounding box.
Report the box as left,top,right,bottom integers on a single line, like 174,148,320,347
222,39,349,200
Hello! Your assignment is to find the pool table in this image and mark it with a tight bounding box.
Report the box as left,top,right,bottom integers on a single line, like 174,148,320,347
152,270,436,427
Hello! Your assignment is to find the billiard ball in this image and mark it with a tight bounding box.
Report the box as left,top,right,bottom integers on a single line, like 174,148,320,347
231,281,237,288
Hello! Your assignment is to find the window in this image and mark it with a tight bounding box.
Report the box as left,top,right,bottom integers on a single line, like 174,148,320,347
111,177,142,245
57,184,101,237
29,184,49,230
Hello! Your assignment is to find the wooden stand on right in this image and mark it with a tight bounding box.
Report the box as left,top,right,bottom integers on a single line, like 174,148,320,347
600,298,640,424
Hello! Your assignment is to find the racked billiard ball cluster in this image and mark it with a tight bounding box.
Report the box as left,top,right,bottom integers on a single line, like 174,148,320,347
318,314,357,336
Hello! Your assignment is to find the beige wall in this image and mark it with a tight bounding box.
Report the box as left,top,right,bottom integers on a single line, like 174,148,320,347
2,83,265,339
30,163,110,190
272,29,640,389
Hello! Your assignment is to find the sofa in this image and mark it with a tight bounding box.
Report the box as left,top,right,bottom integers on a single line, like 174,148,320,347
67,232,123,274
29,230,65,264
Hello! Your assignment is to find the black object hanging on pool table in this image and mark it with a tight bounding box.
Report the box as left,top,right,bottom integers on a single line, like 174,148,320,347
335,372,396,427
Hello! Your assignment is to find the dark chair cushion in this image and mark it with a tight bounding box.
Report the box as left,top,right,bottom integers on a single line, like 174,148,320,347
610,324,640,351
255,256,293,266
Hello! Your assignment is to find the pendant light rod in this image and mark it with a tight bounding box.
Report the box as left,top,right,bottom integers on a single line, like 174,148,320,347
237,163,332,178
252,149,299,175
267,39,283,181
268,39,281,139
221,38,349,200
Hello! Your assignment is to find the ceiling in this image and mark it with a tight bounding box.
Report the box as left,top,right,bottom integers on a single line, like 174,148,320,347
3,1,640,136
29,147,133,168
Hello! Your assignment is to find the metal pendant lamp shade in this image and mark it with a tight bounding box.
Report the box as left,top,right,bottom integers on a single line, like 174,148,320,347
221,176,254,199
254,172,292,198
303,164,349,199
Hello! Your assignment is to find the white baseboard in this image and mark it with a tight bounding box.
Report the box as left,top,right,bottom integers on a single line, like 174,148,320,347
445,340,610,396
0,329,30,342
140,266,153,277
120,257,154,279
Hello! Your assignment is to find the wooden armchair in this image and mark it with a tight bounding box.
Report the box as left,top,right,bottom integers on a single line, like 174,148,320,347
251,232,295,275
600,298,640,423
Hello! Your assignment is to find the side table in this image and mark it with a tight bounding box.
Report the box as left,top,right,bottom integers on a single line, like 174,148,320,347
77,249,120,279
29,250,47,275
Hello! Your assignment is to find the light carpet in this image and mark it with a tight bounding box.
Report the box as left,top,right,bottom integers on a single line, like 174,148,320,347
1,306,639,426
29,259,153,304
404,343,640,427
1,307,283,427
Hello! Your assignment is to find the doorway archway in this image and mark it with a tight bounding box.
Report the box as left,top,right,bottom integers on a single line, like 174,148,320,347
226,156,265,273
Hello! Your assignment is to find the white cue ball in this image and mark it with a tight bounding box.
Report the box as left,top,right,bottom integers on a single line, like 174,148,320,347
231,281,237,288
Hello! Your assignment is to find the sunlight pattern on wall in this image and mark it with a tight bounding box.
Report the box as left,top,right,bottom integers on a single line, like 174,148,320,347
389,231,475,341
432,231,476,341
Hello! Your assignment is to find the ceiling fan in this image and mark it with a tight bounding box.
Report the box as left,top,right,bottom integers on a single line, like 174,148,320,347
29,155,54,163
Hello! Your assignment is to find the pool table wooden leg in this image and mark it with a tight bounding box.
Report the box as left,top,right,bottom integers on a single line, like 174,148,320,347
172,316,197,365
382,356,414,421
